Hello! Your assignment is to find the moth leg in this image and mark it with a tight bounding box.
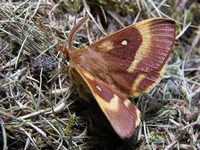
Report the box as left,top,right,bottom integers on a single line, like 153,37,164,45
48,64,69,83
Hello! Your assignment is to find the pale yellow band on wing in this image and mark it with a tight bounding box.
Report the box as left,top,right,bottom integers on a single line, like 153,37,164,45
131,66,166,97
135,108,141,127
96,94,120,112
123,99,132,107
97,41,114,52
144,66,165,93
131,74,146,97
82,69,94,80
124,99,141,127
127,20,152,73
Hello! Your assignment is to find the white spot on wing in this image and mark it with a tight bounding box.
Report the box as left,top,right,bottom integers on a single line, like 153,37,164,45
96,86,102,91
121,40,128,45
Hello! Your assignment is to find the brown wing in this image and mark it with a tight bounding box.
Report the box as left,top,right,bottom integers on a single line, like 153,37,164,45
75,65,140,139
88,18,176,96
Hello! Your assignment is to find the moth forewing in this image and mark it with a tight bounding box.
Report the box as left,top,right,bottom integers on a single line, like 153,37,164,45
75,66,141,139
85,18,176,96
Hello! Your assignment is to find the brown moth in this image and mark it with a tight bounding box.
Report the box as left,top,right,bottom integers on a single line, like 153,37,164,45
59,16,176,139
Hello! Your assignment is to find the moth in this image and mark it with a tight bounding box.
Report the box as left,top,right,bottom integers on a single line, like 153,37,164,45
59,16,176,139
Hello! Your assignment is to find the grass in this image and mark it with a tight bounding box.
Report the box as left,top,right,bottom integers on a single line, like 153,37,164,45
0,0,199,149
